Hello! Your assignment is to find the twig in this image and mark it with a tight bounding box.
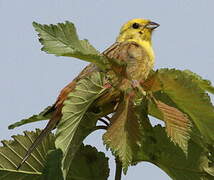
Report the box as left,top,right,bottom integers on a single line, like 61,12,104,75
104,115,111,121
115,157,122,180
98,118,109,126
93,125,108,131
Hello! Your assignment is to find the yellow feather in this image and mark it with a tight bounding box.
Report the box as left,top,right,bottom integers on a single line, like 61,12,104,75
115,18,158,80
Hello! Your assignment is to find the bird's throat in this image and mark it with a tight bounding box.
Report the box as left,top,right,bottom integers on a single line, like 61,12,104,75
128,39,155,66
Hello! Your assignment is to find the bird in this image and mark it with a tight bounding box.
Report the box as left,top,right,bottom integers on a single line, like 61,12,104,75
17,18,159,169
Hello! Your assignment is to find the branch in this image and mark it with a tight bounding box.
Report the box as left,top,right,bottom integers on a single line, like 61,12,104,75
115,157,122,180
93,125,108,131
98,118,109,126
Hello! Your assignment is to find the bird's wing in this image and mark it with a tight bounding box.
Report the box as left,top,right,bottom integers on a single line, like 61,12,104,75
103,41,150,80
17,41,149,169
17,63,98,169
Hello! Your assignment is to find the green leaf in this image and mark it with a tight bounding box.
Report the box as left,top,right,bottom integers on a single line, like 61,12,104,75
134,125,214,180
103,94,140,172
153,98,192,153
67,145,109,180
0,129,55,180
55,72,107,178
43,145,109,180
33,21,107,70
8,106,53,129
149,68,214,144
42,149,63,180
0,170,41,180
183,69,214,94
0,129,109,180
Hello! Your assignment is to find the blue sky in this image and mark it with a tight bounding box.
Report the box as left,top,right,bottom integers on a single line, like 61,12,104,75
1,0,214,179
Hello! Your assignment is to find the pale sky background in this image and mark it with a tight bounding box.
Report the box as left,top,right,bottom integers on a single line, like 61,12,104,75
0,0,214,179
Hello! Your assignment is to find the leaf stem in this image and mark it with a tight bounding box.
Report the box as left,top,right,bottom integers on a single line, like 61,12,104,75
93,125,108,131
98,118,109,126
104,115,111,121
115,157,122,180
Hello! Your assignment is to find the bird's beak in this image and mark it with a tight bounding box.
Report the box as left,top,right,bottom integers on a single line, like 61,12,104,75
146,21,160,30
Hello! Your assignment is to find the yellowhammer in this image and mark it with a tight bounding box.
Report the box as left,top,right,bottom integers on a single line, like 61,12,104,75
18,18,159,168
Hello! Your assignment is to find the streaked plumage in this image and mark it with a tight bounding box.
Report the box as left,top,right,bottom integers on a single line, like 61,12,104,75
18,18,159,169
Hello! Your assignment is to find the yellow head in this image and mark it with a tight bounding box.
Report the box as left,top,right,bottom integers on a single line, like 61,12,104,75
116,18,159,43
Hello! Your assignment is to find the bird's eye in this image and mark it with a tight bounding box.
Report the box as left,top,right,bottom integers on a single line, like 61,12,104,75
132,23,140,29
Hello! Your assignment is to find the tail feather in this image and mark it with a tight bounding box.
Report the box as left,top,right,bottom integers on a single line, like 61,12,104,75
17,116,59,170
16,65,92,170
